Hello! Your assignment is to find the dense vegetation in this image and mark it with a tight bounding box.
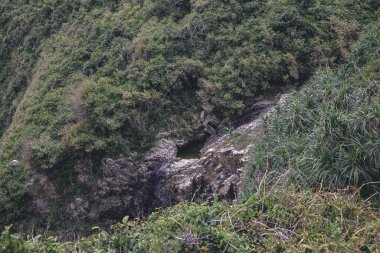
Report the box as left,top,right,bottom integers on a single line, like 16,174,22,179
2,188,380,252
1,0,379,228
243,21,380,198
1,0,380,251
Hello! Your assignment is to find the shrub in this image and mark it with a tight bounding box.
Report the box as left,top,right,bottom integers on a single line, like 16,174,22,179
2,188,380,252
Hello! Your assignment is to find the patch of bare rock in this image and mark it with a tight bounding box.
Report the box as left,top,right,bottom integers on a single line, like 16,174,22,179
27,94,290,223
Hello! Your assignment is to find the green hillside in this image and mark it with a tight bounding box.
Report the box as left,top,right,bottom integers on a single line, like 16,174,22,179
0,0,380,251
243,21,380,198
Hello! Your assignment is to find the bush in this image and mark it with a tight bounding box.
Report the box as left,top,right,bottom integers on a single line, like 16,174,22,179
82,78,128,132
1,188,380,252
0,166,28,225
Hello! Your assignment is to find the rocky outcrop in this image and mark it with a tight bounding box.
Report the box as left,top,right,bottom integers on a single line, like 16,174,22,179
145,139,177,163
26,94,290,224
71,156,154,220
151,94,291,206
27,173,57,215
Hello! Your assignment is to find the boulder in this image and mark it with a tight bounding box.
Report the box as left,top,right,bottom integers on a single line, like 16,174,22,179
9,160,20,167
145,139,177,162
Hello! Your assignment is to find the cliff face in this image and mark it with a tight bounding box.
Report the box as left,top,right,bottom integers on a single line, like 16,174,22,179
23,94,289,230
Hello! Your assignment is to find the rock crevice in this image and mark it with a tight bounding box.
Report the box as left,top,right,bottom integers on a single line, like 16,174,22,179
27,94,290,223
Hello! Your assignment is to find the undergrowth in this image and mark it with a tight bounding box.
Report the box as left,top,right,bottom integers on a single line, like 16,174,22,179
1,188,379,252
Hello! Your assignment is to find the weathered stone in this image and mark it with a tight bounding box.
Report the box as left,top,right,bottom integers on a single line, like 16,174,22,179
23,93,291,226
204,125,216,135
99,158,137,189
203,114,220,127
200,111,206,122
156,131,172,139
147,93,292,207
65,197,90,220
9,160,20,167
145,139,177,162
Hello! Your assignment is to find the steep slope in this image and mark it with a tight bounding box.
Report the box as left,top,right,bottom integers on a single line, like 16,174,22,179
0,0,121,136
0,0,379,230
243,21,380,198
3,18,379,252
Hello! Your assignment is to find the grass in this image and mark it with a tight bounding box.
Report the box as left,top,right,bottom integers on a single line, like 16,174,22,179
222,127,263,151
1,187,380,252
242,22,380,198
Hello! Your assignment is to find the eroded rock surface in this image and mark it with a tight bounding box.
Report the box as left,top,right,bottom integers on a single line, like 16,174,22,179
27,94,290,223
147,93,291,208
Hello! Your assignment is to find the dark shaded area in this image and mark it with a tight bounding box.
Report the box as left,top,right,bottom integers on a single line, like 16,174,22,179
233,100,274,128
177,136,208,159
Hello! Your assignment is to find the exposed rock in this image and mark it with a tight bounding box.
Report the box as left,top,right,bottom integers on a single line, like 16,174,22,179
92,94,292,218
25,94,291,225
96,157,138,197
204,125,216,135
90,156,151,220
145,139,177,162
202,114,220,127
27,173,57,215
9,160,20,167
65,197,90,220
200,111,206,122
173,139,188,147
154,159,204,206
149,93,291,206
156,131,172,139
233,100,274,128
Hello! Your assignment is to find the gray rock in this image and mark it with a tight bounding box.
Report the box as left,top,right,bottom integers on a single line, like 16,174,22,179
22,93,292,225
203,114,220,127
65,197,90,220
9,160,20,167
145,139,177,162
200,111,206,122
156,131,172,139
204,125,216,135
96,157,138,196
148,94,292,206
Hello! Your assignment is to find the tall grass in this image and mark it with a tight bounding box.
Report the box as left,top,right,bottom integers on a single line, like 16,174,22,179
242,22,380,198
